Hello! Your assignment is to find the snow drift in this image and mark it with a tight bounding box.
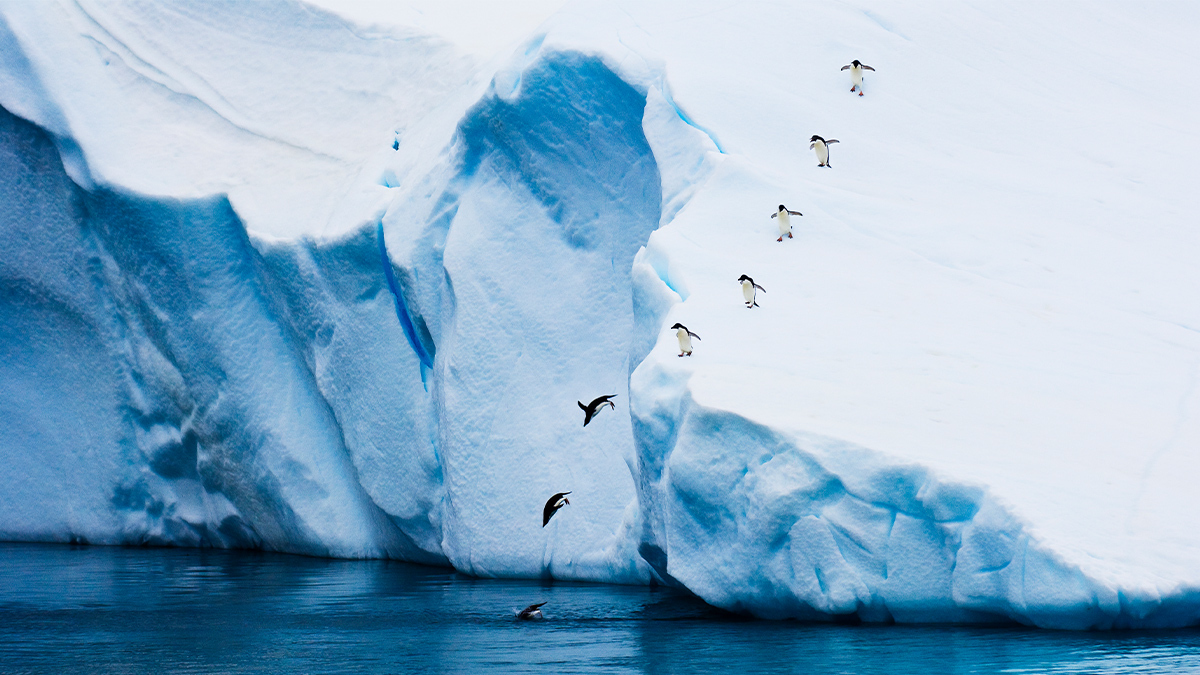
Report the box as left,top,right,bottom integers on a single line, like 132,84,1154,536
3,0,1200,629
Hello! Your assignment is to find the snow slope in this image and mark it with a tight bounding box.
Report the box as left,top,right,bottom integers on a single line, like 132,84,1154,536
3,0,1200,628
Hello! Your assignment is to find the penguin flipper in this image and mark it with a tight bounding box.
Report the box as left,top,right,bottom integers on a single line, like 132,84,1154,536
862,65,875,71
690,333,701,341
827,139,840,144
770,212,778,218
578,401,587,411
755,284,766,292
788,210,803,216
840,64,851,70
809,143,816,149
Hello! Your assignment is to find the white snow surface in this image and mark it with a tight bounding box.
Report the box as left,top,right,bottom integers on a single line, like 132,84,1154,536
2,0,1200,628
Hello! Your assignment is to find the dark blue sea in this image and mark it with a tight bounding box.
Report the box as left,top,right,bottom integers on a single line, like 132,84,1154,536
1,543,1199,674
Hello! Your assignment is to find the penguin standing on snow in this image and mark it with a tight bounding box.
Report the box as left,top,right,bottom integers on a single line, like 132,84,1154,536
670,323,700,357
840,60,875,96
578,394,617,427
738,275,766,308
810,135,840,168
543,492,570,527
771,204,803,242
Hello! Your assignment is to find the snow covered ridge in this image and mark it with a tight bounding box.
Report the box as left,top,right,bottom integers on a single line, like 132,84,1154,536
5,0,1200,629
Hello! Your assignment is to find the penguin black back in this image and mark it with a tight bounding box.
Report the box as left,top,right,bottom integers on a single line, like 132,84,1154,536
578,394,617,427
543,492,571,527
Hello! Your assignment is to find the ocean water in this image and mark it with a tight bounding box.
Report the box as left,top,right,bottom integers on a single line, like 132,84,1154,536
1,544,1198,674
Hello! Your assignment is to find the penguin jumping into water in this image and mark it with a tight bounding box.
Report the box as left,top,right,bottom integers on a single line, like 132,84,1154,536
670,323,700,357
738,275,766,308
771,204,803,242
840,60,875,96
810,135,839,167
543,492,570,527
578,394,617,427
518,602,547,620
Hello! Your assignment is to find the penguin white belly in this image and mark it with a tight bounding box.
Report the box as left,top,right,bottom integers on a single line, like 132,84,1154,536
814,142,829,165
676,329,692,353
742,281,755,304
851,68,864,87
777,211,791,236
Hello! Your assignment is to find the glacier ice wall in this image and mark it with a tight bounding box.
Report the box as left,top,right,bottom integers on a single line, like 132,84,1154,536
0,49,663,580
0,103,429,559
376,51,660,580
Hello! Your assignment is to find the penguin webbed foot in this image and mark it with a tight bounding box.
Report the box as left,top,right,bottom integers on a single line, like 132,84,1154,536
777,237,783,242
788,232,793,238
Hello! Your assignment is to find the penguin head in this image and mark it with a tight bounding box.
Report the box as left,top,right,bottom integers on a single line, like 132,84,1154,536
851,59,861,66
737,274,751,283
810,135,823,142
670,323,687,331
778,204,787,212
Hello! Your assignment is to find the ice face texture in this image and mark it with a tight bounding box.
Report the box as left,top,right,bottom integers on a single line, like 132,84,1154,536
4,1,1200,629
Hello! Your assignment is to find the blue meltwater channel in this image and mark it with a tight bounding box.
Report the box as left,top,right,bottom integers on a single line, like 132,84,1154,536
1,543,1199,674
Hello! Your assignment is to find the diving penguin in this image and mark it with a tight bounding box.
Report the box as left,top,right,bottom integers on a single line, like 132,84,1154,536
771,204,803,242
738,275,766,308
578,394,617,427
810,135,840,168
517,602,547,620
840,60,876,96
670,323,700,357
543,492,571,527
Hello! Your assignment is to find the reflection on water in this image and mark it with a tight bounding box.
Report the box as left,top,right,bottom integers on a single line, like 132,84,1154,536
1,543,1199,674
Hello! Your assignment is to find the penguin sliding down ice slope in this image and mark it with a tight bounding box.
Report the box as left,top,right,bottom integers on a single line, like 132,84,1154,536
810,135,839,167
738,275,766,308
771,204,802,242
578,394,616,427
670,323,700,357
840,59,875,96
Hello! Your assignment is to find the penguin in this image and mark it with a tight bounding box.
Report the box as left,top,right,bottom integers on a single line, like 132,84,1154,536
518,602,547,620
738,275,766,308
578,394,617,427
810,135,840,168
670,323,700,357
543,492,570,527
771,204,803,242
840,60,876,96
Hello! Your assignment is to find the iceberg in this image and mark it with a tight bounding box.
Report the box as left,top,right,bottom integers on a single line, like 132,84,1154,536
3,0,1200,628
